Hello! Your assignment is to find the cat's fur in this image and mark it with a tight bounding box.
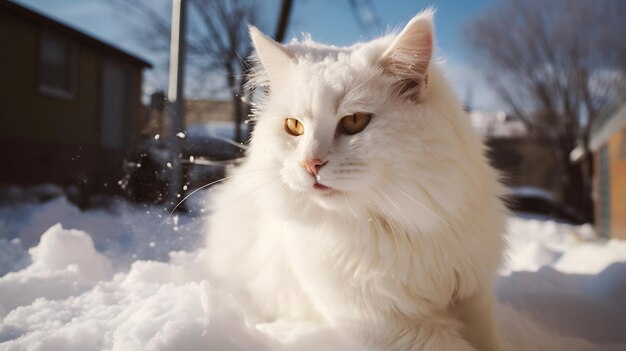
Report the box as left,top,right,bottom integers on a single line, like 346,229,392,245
204,9,506,351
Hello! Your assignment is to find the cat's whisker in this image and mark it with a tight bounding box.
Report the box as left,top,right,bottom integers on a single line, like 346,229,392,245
390,184,449,226
318,210,331,235
211,179,277,213
378,192,416,258
168,167,274,219
212,135,250,150
377,191,407,227
343,193,361,220
168,176,234,217
367,204,401,260
393,219,415,259
196,175,276,234
232,47,252,70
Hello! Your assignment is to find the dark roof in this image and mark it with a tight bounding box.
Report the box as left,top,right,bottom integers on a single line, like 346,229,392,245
2,0,152,68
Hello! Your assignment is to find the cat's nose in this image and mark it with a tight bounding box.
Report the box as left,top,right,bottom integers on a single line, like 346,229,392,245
301,159,327,177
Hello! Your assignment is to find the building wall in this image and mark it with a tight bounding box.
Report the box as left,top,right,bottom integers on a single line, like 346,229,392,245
0,9,146,192
593,127,626,240
0,11,100,146
608,128,626,239
594,145,611,238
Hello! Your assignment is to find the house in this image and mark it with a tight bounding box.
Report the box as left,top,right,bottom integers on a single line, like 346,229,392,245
589,104,626,239
468,111,560,196
0,1,151,195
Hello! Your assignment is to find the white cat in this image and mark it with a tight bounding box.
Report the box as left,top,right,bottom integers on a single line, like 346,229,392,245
204,9,506,351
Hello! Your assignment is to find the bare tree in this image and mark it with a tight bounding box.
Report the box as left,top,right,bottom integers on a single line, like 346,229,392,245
465,0,626,221
109,0,264,143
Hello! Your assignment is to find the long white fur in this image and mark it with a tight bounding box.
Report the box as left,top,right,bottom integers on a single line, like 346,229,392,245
203,9,506,351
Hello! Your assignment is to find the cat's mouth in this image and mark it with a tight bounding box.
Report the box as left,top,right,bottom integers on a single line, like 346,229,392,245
313,182,330,191
312,182,335,194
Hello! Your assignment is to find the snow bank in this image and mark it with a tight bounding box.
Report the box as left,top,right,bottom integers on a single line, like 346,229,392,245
498,216,626,348
1,193,625,350
0,194,205,273
503,215,597,273
0,217,358,350
0,224,112,317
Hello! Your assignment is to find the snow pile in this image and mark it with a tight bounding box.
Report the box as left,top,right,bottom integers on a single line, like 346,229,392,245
0,225,112,317
497,216,626,349
503,216,598,273
0,239,25,279
1,192,625,350
0,224,357,351
0,194,205,274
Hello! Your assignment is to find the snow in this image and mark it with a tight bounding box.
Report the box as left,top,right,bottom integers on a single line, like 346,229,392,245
468,111,527,138
498,216,626,349
1,188,625,350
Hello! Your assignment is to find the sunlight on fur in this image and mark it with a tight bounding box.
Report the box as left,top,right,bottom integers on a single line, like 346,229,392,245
201,8,507,351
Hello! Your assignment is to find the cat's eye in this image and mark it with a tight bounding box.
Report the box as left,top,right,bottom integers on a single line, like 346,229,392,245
284,118,304,136
339,113,371,135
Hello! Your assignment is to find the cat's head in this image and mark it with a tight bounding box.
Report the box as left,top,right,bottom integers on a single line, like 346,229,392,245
246,10,480,224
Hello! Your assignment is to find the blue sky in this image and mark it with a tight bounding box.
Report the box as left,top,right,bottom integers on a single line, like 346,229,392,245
12,0,502,110
291,0,494,57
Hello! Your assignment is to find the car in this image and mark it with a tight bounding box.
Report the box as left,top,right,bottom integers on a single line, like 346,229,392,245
506,186,586,224
121,123,248,204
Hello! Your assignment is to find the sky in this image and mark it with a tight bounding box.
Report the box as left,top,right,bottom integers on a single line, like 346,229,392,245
11,0,503,111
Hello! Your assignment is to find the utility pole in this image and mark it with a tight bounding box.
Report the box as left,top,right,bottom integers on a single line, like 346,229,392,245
167,0,186,210
274,0,293,43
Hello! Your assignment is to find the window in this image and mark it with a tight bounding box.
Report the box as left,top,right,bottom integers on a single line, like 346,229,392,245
39,33,75,98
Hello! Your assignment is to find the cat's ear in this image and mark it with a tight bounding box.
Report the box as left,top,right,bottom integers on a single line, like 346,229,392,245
380,9,434,100
249,26,295,87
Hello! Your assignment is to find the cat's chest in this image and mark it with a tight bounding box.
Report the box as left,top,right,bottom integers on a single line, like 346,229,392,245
279,220,371,283
278,220,381,316
275,217,464,315
280,219,369,260
280,219,413,283
279,217,413,273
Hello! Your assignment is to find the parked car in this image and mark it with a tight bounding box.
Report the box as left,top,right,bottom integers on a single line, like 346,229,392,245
506,186,585,224
122,124,247,204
